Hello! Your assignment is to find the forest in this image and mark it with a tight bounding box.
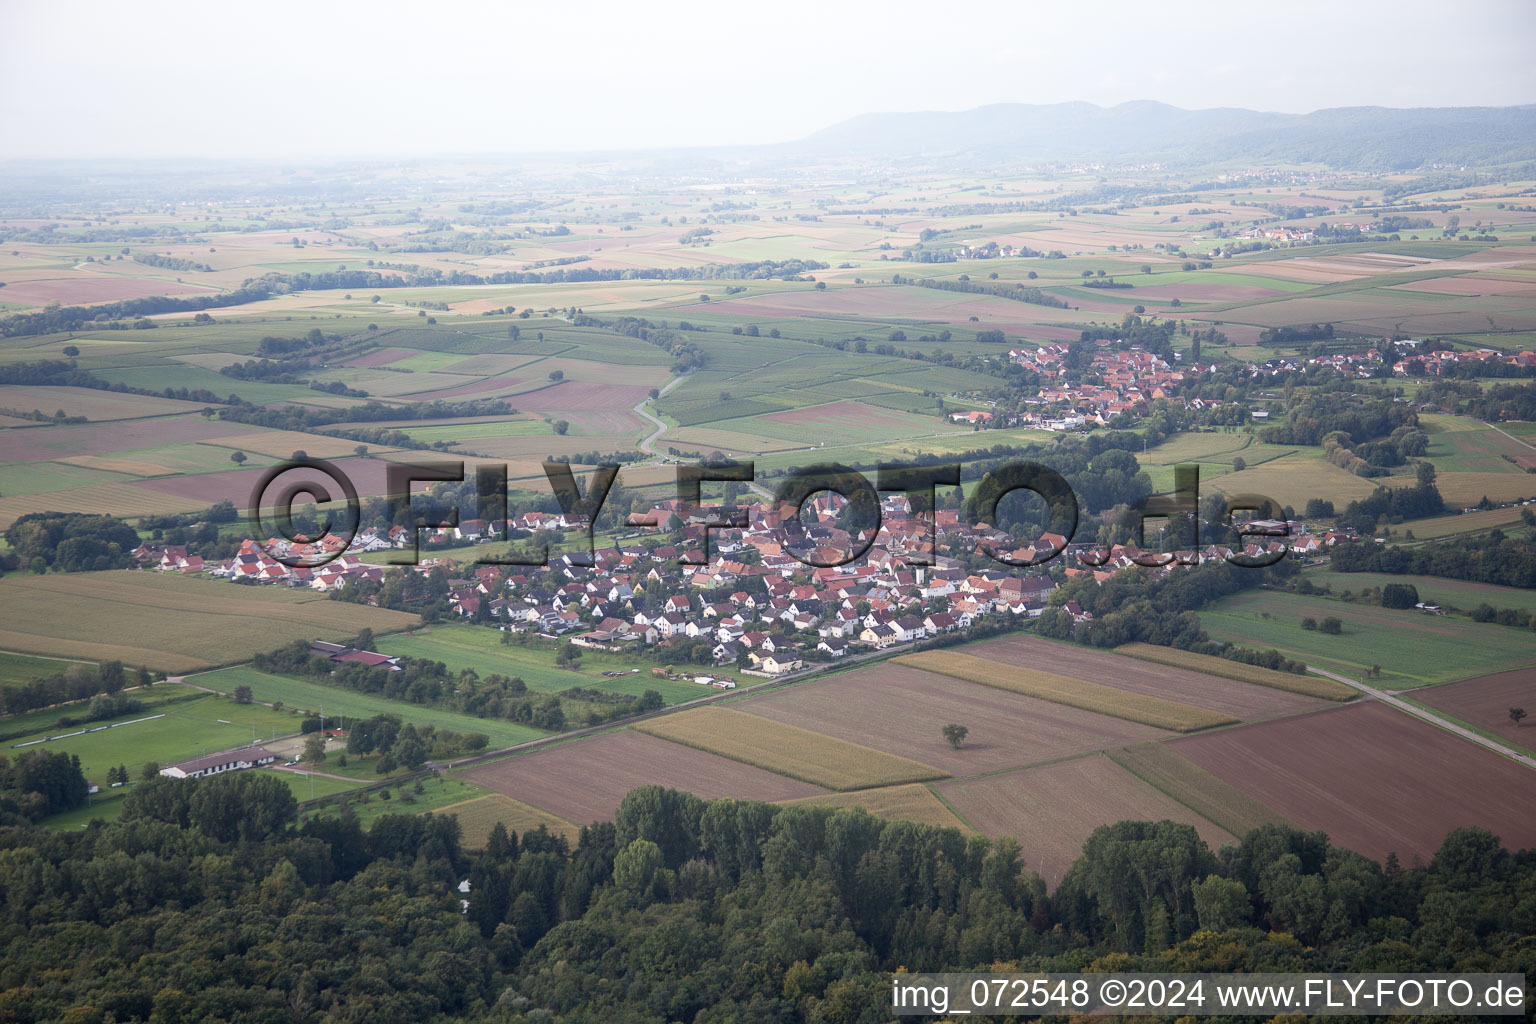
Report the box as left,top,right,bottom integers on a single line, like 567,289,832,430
0,775,1532,1023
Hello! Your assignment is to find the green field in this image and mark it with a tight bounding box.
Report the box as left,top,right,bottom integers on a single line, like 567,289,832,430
304,772,491,828
7,691,302,783
189,665,548,749
0,651,92,689
376,625,726,703
1310,570,1536,615
1199,589,1536,688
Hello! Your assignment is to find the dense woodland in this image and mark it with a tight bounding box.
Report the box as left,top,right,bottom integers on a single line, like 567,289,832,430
0,775,1532,1022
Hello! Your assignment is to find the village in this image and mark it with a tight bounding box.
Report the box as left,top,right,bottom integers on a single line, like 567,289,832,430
134,482,1349,682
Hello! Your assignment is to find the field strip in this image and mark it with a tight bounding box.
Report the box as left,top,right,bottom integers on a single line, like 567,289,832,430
893,651,1238,732
1113,643,1357,701
1107,741,1290,837
0,629,209,672
431,793,583,846
778,783,975,831
633,707,948,791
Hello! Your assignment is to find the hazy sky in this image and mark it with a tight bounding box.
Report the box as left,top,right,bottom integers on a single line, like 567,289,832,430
3,0,1534,160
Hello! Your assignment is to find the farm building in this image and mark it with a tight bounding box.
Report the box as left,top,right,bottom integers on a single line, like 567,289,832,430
160,745,279,780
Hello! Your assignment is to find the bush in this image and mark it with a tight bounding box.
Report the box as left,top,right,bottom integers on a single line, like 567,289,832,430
1319,616,1343,635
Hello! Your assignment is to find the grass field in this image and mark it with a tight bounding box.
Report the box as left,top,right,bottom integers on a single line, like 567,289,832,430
433,792,583,847
376,626,724,703
188,665,548,748
1310,570,1536,614
633,707,949,791
1198,589,1536,687
894,650,1239,732
779,783,973,831
0,651,93,688
1113,643,1357,700
0,572,419,673
307,773,492,829
1107,741,1289,838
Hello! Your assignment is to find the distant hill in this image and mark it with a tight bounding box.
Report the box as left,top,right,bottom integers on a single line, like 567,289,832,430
793,101,1536,170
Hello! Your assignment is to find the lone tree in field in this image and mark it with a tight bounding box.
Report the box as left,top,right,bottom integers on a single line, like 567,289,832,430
1511,707,1528,728
304,732,327,764
942,724,969,749
233,685,252,704
1319,616,1343,635
230,450,247,465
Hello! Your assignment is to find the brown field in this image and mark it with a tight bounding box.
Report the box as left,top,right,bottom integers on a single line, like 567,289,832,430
439,354,543,375
895,649,1238,732
634,706,948,790
779,783,973,831
460,729,826,824
507,381,652,435
435,793,583,847
0,275,215,306
339,347,417,368
1113,643,1357,701
0,571,418,672
128,454,400,504
1107,741,1289,838
0,417,253,462
0,388,221,423
736,664,1169,774
936,755,1238,885
1415,670,1536,754
450,434,638,461
1172,702,1536,863
962,635,1325,720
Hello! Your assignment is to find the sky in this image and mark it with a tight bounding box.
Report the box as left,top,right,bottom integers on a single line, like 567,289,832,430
2,0,1535,160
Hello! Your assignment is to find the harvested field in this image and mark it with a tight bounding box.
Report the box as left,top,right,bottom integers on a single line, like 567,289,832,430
460,729,827,824
339,347,417,368
957,634,1325,719
634,707,948,790
1172,702,1536,863
1415,669,1536,755
1113,644,1356,701
1107,741,1289,838
1433,472,1536,507
0,571,418,673
52,454,178,476
936,755,1238,885
1206,454,1382,509
435,793,583,847
736,664,1169,774
505,382,653,436
127,454,400,505
0,276,214,306
0,417,252,462
779,784,973,831
0,388,219,423
895,649,1238,732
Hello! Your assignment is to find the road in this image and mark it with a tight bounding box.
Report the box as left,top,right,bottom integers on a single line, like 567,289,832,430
1306,665,1536,771
633,371,691,456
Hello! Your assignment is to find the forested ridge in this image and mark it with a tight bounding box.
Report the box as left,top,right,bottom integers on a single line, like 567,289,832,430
1,773,1533,1023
